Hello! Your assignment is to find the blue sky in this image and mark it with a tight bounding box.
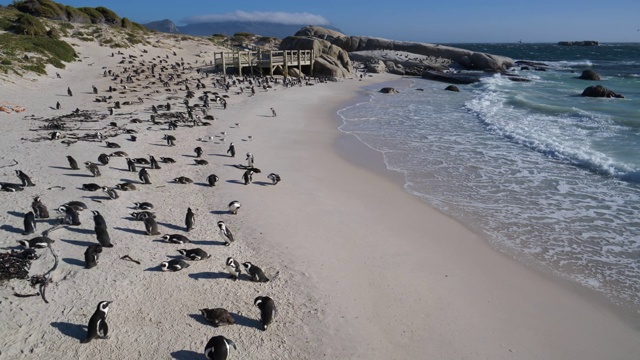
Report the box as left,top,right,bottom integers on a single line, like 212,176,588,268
2,0,639,43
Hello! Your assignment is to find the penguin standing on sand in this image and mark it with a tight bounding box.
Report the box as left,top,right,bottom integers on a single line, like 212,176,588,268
98,153,110,165
102,186,119,200
226,257,241,281
228,200,241,215
126,158,136,172
242,262,269,282
194,147,203,158
67,87,73,97
242,169,254,185
81,301,111,343
93,210,113,248
56,101,61,110
254,296,276,331
204,335,237,360
59,205,81,226
85,162,101,177
144,216,160,235
163,134,176,146
149,155,161,169
67,156,79,170
246,152,254,167
206,174,219,187
185,207,195,232
22,211,36,235
31,196,50,219
217,221,234,246
138,168,151,184
227,143,235,157
84,245,103,269
16,170,35,187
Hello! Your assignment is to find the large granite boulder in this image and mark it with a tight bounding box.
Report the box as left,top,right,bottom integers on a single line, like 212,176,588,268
366,60,386,73
578,70,601,80
280,35,353,78
444,85,460,92
581,85,623,98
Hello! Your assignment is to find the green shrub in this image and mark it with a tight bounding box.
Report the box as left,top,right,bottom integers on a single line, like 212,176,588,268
77,7,104,24
1,58,11,65
95,6,119,25
64,5,89,23
11,13,47,36
234,32,253,37
46,26,60,39
12,0,66,20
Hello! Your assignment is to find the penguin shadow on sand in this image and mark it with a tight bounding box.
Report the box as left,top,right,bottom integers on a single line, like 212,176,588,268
83,195,111,202
252,181,272,186
181,154,197,158
156,221,184,232
50,321,86,341
194,182,211,187
113,226,147,236
62,257,85,267
63,173,94,178
188,271,230,280
0,224,24,234
65,227,95,235
144,264,165,272
225,179,244,185
60,239,98,247
170,350,202,360
49,165,74,170
210,210,231,215
6,210,25,219
210,153,230,157
110,166,133,173
231,312,262,330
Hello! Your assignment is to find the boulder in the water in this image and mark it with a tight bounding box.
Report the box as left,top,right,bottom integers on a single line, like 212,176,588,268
444,85,460,92
581,85,623,98
379,87,398,94
578,70,601,80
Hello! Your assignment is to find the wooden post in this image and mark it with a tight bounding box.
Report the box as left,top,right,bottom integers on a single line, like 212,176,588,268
297,50,302,78
221,52,226,75
269,51,273,76
310,49,314,76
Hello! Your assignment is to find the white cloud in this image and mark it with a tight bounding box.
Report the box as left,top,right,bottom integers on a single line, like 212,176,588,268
183,11,329,25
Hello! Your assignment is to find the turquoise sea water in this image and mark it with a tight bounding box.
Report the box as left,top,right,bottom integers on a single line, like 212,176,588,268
338,43,640,310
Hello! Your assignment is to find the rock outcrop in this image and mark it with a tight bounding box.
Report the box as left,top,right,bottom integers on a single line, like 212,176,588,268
578,70,601,80
581,85,623,98
379,87,399,94
279,35,352,78
558,41,599,46
444,85,460,92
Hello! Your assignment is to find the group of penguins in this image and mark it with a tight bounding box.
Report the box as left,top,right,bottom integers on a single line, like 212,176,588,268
6,50,296,359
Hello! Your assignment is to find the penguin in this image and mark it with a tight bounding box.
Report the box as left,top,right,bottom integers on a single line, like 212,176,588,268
31,196,50,219
110,151,128,157
92,210,113,248
51,131,61,140
177,248,210,261
163,134,176,146
267,173,281,185
185,207,195,232
66,155,79,170
217,221,234,246
228,200,241,215
55,101,61,110
1,183,24,192
22,211,36,235
132,158,150,165
102,186,119,200
82,183,102,191
160,259,189,271
225,257,241,281
174,176,193,184
85,162,101,177
144,216,160,235
61,201,88,212
18,236,54,249
131,211,155,221
254,296,276,331
226,143,235,157
242,170,253,185
194,159,209,165
92,85,98,94
97,153,110,165
126,158,137,172
204,335,236,360
246,152,254,167
159,157,176,163
18,248,38,260
242,262,269,282
194,146,203,158
162,234,190,244
149,155,161,169
114,183,136,191
105,142,120,148
138,168,151,184
67,87,73,97
129,135,137,142
200,308,235,327
84,245,103,269
81,301,112,344
206,174,219,187
133,202,153,210
15,170,35,187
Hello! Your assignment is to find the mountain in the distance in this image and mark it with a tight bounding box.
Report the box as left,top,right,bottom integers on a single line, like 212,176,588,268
143,19,342,39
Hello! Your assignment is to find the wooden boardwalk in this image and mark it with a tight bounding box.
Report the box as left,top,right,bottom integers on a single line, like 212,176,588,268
213,49,315,76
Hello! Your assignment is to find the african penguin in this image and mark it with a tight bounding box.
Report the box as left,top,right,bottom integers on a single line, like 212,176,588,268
18,236,54,249
98,153,110,165
81,301,112,343
22,211,36,235
138,168,151,184
149,155,161,169
132,158,150,165
194,146,203,158
185,207,195,232
144,216,160,235
200,308,235,327
246,152,254,167
63,201,88,211
31,196,50,219
206,174,219,187
242,170,254,185
110,151,128,157
133,202,153,210
102,186,119,200
225,257,241,281
228,201,241,215
162,234,190,244
67,87,73,97
177,248,210,261
66,155,79,170
217,221,234,246
254,296,276,331
267,173,281,185
159,157,175,163
15,170,35,187
204,335,236,360
82,183,102,191
160,259,189,271
85,162,101,177
93,210,113,248
194,159,208,165
105,142,120,149
242,262,269,283
226,143,235,157
163,134,176,146
59,205,81,226
174,176,193,184
114,183,136,191
84,245,103,269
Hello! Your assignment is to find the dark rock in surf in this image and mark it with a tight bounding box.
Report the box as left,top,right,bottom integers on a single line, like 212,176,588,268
444,85,460,92
578,70,601,80
581,85,623,98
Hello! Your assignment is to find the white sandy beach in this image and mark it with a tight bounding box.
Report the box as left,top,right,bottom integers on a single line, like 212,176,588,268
0,32,639,360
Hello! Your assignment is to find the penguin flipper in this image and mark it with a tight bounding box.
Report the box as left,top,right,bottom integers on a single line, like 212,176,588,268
227,339,237,350
98,319,109,339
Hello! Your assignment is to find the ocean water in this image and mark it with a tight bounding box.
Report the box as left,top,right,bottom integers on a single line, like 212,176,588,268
337,43,640,310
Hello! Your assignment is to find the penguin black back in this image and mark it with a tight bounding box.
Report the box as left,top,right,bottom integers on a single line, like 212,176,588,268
84,245,103,269
82,301,111,343
22,211,36,235
254,296,276,331
204,335,236,360
185,207,195,232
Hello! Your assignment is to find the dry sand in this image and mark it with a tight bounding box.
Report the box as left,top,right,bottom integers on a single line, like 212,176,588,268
0,32,639,360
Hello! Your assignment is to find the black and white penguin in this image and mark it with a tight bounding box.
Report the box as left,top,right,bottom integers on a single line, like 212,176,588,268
194,146,203,158
227,143,235,157
92,85,98,94
267,173,281,185
204,335,237,360
31,196,50,219
162,234,190,244
149,155,161,169
174,176,193,184
217,221,234,246
160,259,190,271
22,211,36,235
225,257,241,281
51,131,61,140
97,153,110,166
242,170,254,185
59,205,81,226
15,170,35,187
1,183,24,192
254,296,276,331
85,162,101,177
185,207,195,232
163,134,176,146
228,200,241,215
84,245,103,269
144,216,160,235
246,152,254,167
206,174,219,187
200,308,235,327
81,301,112,343
126,158,137,172
159,157,176,163
133,202,153,210
177,248,210,261
110,151,128,157
114,183,136,191
131,211,155,221
105,141,120,149
130,135,137,142
18,236,54,249
66,155,79,170
82,183,102,191
102,186,119,200
194,159,209,165
138,168,152,184
93,210,113,248
67,87,73,97
242,262,269,283
63,201,88,211
55,101,61,110
132,158,150,165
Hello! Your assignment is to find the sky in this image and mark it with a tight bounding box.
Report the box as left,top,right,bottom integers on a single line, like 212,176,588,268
2,0,640,43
